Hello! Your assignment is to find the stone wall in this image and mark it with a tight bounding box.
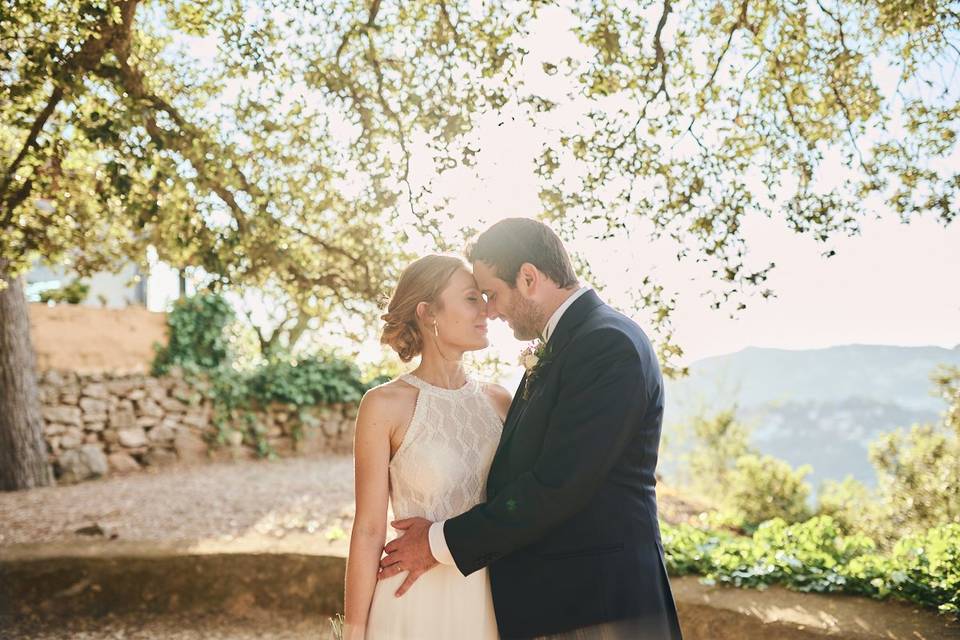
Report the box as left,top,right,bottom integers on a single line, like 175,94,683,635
37,369,357,484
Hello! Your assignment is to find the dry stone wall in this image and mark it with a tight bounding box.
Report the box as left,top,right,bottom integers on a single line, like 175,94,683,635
36,369,357,484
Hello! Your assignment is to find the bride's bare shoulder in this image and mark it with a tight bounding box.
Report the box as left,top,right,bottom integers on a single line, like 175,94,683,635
360,377,419,413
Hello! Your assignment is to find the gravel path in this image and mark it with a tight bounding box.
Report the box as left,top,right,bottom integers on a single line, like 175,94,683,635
0,454,356,548
0,454,703,550
4,611,337,640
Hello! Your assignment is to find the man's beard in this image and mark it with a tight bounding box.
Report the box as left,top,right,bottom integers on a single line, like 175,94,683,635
508,293,545,341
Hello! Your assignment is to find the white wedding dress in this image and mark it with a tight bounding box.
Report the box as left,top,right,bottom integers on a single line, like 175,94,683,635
365,373,503,640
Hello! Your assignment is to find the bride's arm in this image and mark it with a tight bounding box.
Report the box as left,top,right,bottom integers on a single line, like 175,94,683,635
344,389,392,639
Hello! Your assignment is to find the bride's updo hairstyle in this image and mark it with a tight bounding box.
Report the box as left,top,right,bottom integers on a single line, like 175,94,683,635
380,255,467,362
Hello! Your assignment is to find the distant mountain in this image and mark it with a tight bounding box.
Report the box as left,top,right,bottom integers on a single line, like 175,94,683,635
662,345,960,491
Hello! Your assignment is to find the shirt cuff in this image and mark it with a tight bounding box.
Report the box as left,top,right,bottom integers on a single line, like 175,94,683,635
428,520,455,566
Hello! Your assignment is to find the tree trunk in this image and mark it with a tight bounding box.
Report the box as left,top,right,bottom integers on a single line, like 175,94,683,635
0,260,54,491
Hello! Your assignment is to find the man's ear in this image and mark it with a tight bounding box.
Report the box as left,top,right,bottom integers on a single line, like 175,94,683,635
516,263,539,293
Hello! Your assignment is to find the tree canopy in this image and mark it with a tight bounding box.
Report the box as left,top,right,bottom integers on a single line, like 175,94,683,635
2,0,957,357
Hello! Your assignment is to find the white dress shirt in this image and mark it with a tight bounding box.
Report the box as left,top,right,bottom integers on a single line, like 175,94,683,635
427,286,591,567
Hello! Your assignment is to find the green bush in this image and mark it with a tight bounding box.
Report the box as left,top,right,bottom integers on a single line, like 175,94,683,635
152,293,235,375
683,409,752,501
817,475,877,534
727,454,812,529
662,516,960,616
246,355,369,406
679,409,813,530
38,278,89,304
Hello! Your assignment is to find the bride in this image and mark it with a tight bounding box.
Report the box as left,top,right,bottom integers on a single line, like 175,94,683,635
343,254,511,640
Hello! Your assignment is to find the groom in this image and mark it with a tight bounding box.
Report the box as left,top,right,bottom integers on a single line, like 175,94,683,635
379,218,683,639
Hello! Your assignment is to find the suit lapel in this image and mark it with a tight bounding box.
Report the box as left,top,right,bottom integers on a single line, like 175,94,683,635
492,290,605,464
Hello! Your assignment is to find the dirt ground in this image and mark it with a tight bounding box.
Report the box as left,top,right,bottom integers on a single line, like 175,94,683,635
4,610,338,640
0,454,707,640
0,454,356,551
28,303,167,374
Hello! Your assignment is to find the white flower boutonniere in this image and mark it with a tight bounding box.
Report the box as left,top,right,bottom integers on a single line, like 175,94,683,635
518,340,551,400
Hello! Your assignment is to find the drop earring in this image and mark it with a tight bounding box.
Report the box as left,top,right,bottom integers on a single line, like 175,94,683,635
433,322,439,337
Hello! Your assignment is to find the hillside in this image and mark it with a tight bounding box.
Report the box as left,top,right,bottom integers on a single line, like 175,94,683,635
662,344,960,489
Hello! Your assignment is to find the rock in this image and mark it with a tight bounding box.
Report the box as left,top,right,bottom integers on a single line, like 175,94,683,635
83,414,108,427
268,436,294,455
136,415,161,428
81,383,110,400
126,388,146,401
321,419,341,438
148,423,176,443
146,383,168,402
74,523,108,537
108,452,140,473
59,383,81,404
181,412,208,429
117,427,148,448
344,404,359,420
293,428,327,455
174,431,208,464
135,398,165,418
159,396,187,412
106,379,137,396
226,429,244,447
43,370,65,386
58,444,109,483
103,429,120,445
47,436,61,453
109,405,136,430
79,397,109,420
42,405,82,427
38,386,58,403
60,427,85,450
80,444,110,476
171,384,193,401
143,448,178,467
83,432,100,444
43,423,67,436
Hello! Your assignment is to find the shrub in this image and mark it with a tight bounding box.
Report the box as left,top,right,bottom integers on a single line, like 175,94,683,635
683,409,752,501
246,355,369,407
152,293,235,375
662,516,960,616
38,278,89,304
727,454,812,529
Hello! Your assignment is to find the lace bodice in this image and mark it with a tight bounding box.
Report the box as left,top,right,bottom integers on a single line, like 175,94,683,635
388,374,504,522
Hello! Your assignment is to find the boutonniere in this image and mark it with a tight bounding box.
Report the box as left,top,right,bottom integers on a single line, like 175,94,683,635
519,340,552,400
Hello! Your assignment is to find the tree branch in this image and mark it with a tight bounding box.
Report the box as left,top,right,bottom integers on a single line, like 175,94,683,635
609,0,673,154
0,86,63,212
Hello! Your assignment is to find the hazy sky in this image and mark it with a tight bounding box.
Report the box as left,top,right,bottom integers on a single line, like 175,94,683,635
149,5,960,368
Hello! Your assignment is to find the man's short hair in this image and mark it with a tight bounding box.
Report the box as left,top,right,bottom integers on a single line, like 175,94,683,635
465,218,578,288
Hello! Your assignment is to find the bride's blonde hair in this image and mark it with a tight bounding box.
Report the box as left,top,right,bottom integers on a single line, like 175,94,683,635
380,255,468,362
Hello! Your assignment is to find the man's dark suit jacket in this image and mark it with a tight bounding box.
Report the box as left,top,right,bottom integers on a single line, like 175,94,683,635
444,289,683,639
